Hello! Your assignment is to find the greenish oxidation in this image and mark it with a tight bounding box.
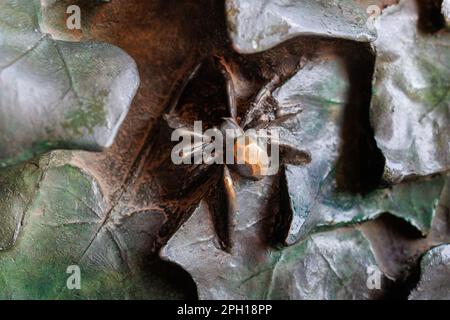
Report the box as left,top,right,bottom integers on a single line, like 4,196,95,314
163,7,450,298
33,0,44,31
0,0,449,301
371,0,450,181
271,51,446,244
264,229,380,300
318,73,348,106
264,234,365,299
63,90,108,135
162,199,385,300
284,165,447,245
0,155,188,299
0,9,34,32
0,162,41,251
415,58,450,122
0,0,139,167
0,142,59,168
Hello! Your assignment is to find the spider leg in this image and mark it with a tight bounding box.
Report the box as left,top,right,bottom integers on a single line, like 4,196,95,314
178,140,214,162
163,113,194,130
207,166,237,253
167,63,202,115
217,56,238,121
257,127,311,167
241,75,280,129
243,56,308,129
253,109,303,130
226,75,238,120
279,144,311,166
223,166,237,252
163,62,202,130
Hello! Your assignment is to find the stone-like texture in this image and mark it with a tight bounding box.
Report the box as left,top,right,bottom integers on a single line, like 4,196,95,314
161,197,389,300
370,0,450,182
226,0,377,54
0,0,139,168
443,0,450,24
410,244,450,300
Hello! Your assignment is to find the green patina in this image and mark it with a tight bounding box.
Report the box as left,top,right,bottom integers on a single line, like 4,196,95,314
0,160,188,299
63,89,108,136
0,141,60,168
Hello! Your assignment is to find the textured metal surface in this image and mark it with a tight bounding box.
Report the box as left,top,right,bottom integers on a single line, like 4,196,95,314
0,0,139,167
283,163,447,245
443,0,450,24
370,0,450,182
0,153,192,299
270,40,446,244
226,0,377,54
0,0,217,299
161,196,388,300
410,244,450,300
160,30,449,298
156,38,441,251
0,0,449,300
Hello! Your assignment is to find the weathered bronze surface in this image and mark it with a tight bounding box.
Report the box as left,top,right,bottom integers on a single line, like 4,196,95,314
0,0,449,300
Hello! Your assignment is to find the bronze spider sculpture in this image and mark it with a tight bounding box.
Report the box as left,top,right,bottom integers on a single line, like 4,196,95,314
158,53,311,252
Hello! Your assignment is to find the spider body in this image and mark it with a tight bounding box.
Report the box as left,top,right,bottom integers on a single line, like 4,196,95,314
164,56,311,251
219,118,272,180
